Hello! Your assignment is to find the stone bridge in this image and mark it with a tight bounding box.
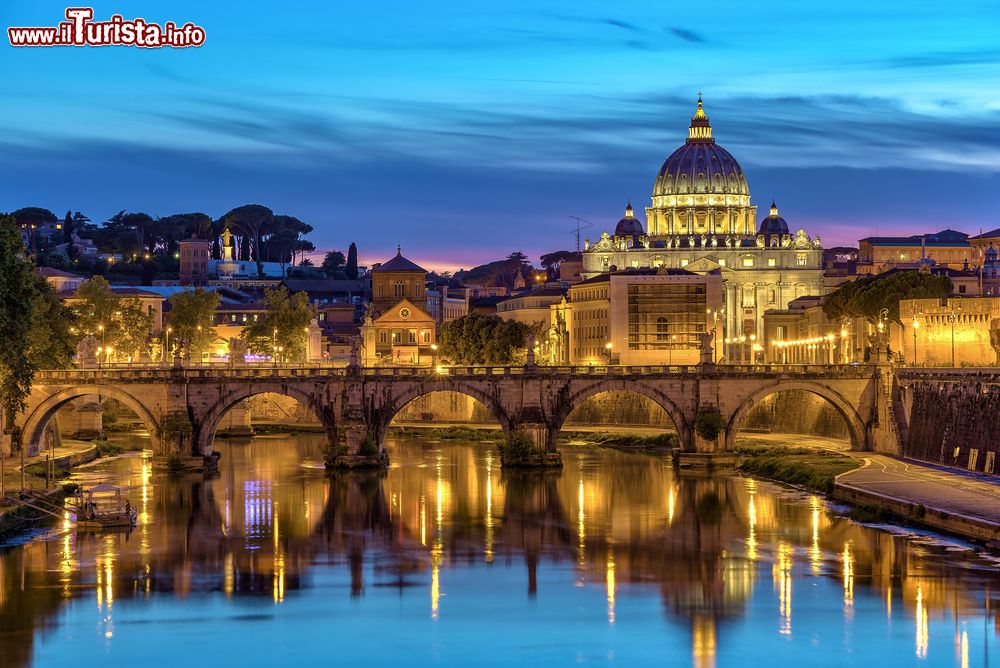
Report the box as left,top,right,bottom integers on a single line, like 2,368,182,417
14,363,900,468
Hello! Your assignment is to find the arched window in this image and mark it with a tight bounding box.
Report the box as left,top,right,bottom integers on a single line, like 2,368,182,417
394,281,405,298
741,285,755,308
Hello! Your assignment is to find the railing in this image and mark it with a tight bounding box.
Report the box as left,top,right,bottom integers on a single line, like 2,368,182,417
34,362,880,384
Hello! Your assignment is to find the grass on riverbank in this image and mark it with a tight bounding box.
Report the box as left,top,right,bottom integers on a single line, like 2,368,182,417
735,439,860,494
559,431,677,450
387,426,503,441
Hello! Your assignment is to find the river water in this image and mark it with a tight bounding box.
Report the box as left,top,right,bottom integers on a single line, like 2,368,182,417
1,434,998,667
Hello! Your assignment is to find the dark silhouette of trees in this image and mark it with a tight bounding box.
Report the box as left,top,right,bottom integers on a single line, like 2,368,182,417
346,242,359,279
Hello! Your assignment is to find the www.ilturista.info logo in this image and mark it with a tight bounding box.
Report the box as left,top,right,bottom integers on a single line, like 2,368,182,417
8,8,205,48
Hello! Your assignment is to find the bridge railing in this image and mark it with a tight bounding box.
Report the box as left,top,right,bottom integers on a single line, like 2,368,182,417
34,362,879,383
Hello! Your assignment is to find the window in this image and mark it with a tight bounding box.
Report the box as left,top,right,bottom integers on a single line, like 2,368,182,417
959,284,967,294
767,258,776,267
230,314,237,322
408,330,416,344
379,331,388,344
796,254,808,267
421,330,431,343
718,259,726,267
655,317,669,341
741,285,755,308
742,258,754,267
394,281,405,298
680,259,689,267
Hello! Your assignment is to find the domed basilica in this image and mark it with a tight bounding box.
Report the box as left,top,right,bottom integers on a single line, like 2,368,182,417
582,96,825,339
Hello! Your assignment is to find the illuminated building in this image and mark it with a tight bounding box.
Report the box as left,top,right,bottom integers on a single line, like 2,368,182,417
582,97,824,340
361,248,437,365
899,296,1000,366
857,229,974,274
548,268,723,365
178,233,210,286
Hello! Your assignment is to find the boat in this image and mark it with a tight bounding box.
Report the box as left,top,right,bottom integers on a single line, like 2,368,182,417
74,484,137,529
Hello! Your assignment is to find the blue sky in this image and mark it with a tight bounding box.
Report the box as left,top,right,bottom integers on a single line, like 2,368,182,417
2,1,999,270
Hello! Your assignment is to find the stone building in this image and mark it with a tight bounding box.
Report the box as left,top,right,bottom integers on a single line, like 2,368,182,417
547,268,723,366
857,230,973,274
900,296,1000,366
178,234,210,286
581,97,824,340
361,248,437,365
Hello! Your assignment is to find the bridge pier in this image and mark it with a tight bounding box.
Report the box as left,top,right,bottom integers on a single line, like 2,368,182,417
507,423,562,468
326,422,388,470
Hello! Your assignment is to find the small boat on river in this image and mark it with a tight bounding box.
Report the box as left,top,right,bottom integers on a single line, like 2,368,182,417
74,484,137,529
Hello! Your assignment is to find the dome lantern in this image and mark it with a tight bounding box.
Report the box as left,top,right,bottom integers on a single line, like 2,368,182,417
688,93,713,142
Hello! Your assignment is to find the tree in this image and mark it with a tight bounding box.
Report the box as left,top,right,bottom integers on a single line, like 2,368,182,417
0,216,42,441
220,204,274,278
322,250,346,275
168,288,220,358
241,287,316,360
11,207,58,254
438,312,532,365
27,277,78,369
822,271,952,325
73,277,152,361
346,242,359,279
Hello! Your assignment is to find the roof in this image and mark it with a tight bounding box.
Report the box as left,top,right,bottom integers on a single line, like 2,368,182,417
970,228,1000,240
109,287,163,298
281,279,366,293
35,267,84,278
470,295,508,307
575,268,696,286
860,230,970,247
373,251,426,274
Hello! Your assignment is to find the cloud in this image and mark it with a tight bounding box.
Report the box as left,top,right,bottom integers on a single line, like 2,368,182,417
667,27,707,44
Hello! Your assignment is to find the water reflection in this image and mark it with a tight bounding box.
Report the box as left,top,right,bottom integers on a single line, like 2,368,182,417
0,435,998,667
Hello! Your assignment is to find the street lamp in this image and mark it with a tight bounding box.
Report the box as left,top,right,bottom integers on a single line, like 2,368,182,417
431,343,438,368
738,335,747,364
105,345,113,365
304,326,310,364
97,323,106,350
604,341,613,365
749,334,757,364
911,318,919,366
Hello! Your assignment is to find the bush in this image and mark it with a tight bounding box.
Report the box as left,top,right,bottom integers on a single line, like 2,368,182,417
164,452,184,473
358,435,380,458
94,439,124,457
848,504,893,523
497,431,540,467
694,410,725,442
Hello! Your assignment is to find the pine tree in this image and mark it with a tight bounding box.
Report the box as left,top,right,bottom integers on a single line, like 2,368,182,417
346,242,359,279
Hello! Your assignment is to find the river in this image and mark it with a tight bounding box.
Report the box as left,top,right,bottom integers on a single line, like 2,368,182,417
0,433,997,667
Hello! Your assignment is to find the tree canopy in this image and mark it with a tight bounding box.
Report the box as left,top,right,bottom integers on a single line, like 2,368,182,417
0,215,42,427
438,312,532,365
242,287,316,360
822,271,952,325
73,276,153,361
168,288,220,357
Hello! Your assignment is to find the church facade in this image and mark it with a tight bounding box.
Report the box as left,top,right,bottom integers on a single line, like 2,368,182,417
582,97,825,339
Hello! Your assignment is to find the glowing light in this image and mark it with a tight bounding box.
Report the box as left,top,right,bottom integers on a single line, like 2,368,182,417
915,586,928,659
606,547,616,625
842,542,854,611
577,477,586,568
809,495,822,575
747,482,758,561
667,485,677,526
774,542,793,635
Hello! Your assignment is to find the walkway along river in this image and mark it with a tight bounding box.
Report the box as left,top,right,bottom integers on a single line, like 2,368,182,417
0,433,998,667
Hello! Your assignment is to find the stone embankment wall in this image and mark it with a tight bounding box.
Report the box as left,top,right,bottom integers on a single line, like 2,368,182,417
903,381,1000,473
739,390,850,440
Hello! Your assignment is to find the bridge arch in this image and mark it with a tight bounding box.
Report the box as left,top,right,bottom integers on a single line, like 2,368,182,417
374,379,511,448
20,385,161,454
725,380,868,452
554,380,691,450
195,383,334,456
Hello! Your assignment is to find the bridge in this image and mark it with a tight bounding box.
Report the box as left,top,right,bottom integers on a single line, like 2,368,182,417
13,362,904,468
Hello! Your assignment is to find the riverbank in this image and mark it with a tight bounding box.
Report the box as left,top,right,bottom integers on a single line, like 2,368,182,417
733,437,859,494
387,424,678,452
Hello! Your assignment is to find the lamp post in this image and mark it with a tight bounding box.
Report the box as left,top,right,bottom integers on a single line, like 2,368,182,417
98,323,105,350
604,341,613,365
304,326,310,364
840,327,849,364
164,326,172,365
749,334,757,364
738,335,747,365
431,343,438,368
911,318,919,366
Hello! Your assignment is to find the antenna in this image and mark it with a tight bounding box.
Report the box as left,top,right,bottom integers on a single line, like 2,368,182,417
569,216,594,252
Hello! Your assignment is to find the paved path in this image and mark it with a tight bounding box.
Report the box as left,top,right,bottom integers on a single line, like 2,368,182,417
838,454,1000,526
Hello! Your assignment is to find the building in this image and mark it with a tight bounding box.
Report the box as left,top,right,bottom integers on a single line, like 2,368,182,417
857,230,973,273
496,287,567,331
36,267,86,295
178,234,210,285
426,285,469,323
760,297,865,365
581,97,824,340
361,249,438,365
547,268,723,366
900,296,1000,367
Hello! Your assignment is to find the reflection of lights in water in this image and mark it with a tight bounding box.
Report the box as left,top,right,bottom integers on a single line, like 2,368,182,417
915,586,928,659
842,542,854,611
420,496,427,546
667,485,676,526
747,492,758,561
243,480,274,542
223,553,234,597
606,547,616,624
773,542,793,635
809,495,821,575
273,554,285,604
692,615,717,668
485,455,494,563
430,559,440,620
886,584,892,621
959,627,969,668
577,478,586,568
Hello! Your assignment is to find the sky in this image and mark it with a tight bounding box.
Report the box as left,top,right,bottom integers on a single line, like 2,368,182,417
1,1,999,271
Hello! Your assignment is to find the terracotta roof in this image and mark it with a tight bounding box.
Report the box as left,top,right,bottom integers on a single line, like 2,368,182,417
373,252,426,273
35,267,84,278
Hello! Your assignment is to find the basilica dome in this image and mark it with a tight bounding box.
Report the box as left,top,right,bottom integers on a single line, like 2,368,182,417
651,97,750,199
614,203,645,237
758,201,789,236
